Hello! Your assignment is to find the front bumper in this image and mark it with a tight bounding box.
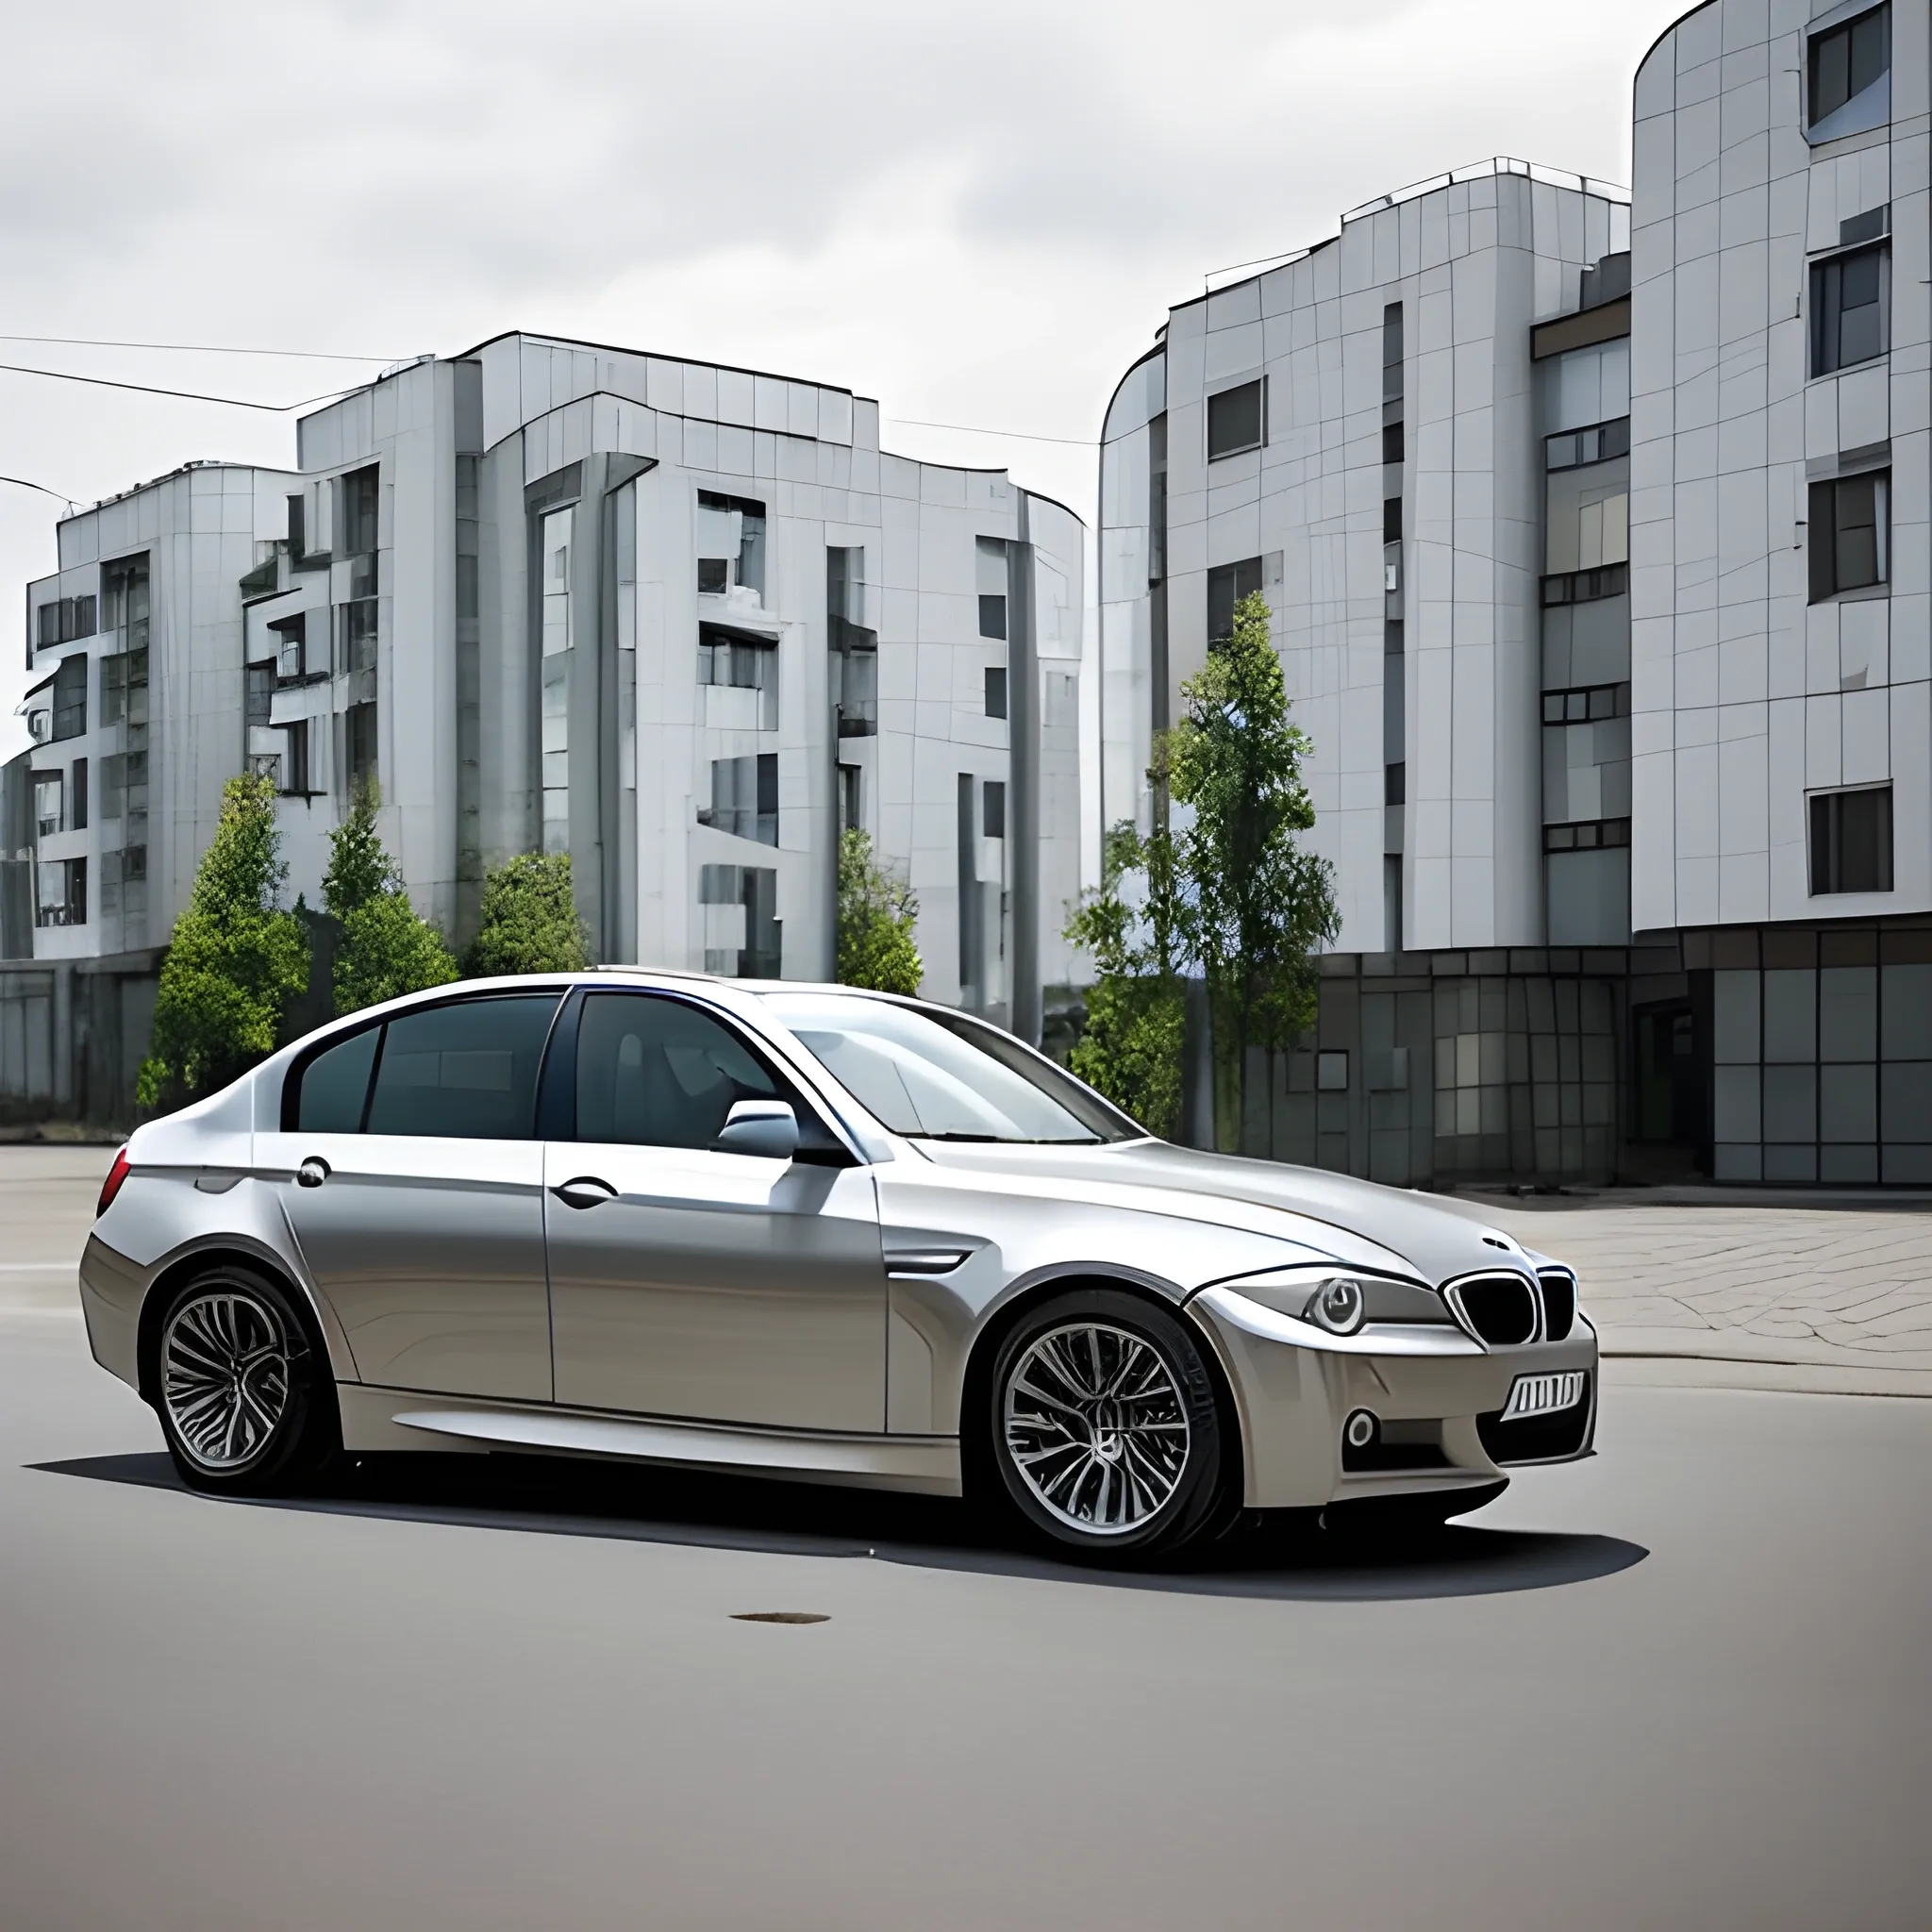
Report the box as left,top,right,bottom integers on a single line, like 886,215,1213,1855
1185,1285,1599,1510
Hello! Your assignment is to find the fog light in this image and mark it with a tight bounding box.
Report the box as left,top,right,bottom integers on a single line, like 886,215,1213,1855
1343,1409,1377,1450
1307,1275,1366,1335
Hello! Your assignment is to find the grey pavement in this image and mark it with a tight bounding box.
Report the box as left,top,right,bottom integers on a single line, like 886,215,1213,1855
2,1307,1928,1929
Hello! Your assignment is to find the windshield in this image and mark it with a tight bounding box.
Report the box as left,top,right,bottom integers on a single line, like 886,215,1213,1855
758,993,1145,1145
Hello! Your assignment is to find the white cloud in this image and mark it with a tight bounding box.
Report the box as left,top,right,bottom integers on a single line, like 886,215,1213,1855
0,0,1688,749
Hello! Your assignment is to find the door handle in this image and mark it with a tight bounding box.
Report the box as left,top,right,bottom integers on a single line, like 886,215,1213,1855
552,1176,618,1210
297,1157,331,1190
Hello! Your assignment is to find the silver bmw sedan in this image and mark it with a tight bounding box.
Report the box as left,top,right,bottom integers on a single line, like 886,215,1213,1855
79,973,1598,1561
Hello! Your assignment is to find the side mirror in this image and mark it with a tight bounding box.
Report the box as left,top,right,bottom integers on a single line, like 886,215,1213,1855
715,1098,800,1161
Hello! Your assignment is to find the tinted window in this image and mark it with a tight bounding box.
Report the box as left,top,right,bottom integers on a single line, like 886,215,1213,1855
1207,379,1264,460
295,1026,379,1132
363,995,559,1139
575,993,779,1148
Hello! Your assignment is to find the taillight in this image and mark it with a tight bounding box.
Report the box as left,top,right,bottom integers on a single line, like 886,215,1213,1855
97,1146,131,1219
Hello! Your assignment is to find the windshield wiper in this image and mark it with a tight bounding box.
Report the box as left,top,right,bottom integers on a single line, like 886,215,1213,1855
905,1132,1102,1145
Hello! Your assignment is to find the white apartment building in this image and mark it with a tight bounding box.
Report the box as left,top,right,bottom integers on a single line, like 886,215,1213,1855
1102,160,1637,1185
2,335,1084,1120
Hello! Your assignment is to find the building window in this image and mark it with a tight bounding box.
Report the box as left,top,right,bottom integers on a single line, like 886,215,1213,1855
984,665,1008,719
699,863,780,978
1808,4,1889,126
983,779,1006,839
1543,818,1630,852
1381,422,1404,464
698,753,778,846
1208,556,1262,641
1808,471,1888,601
1382,496,1403,543
1207,379,1264,461
1811,243,1888,375
340,598,377,674
697,491,767,600
282,721,311,796
1541,564,1628,607
246,664,274,727
1382,303,1403,400
838,763,861,834
698,627,779,731
33,774,62,838
35,858,85,927
99,647,147,726
1545,418,1630,470
1809,785,1892,894
273,613,313,682
247,751,283,791
977,593,1008,641
341,465,379,558
1384,762,1406,807
50,654,88,741
1541,684,1630,724
71,758,87,832
346,703,377,791
35,593,96,649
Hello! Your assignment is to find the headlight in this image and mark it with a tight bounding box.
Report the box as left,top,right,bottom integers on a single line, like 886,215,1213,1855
1207,1262,1450,1327
1306,1275,1366,1335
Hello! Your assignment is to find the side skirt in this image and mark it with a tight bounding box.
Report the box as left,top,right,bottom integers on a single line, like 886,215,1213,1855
337,1384,963,1495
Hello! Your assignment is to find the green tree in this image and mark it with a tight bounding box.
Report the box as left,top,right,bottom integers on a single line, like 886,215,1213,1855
836,827,923,995
1062,805,1187,1138
137,773,309,1112
1168,590,1338,1148
322,778,458,1015
466,851,592,976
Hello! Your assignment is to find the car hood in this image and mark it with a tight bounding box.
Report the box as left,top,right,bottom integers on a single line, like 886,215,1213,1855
901,1138,1540,1290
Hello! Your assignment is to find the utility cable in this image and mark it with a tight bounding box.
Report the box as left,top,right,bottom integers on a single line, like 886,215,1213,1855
0,474,79,509
0,332,399,362
889,417,1091,445
0,361,361,412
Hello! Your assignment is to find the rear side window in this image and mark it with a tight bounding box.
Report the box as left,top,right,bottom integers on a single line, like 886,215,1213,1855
287,994,562,1138
365,996,560,1139
294,1026,380,1131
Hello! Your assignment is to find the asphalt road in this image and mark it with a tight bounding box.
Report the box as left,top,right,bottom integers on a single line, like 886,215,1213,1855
2,1293,1927,1931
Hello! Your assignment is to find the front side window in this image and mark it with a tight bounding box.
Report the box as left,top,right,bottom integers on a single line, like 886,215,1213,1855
1809,5,1889,126
33,774,62,838
761,991,1141,1144
1808,471,1889,600
575,992,781,1148
1207,379,1265,461
1809,786,1892,895
1811,244,1888,375
355,994,560,1139
51,653,87,741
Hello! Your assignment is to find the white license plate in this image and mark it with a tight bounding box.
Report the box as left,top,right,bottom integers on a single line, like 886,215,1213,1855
1501,1371,1586,1422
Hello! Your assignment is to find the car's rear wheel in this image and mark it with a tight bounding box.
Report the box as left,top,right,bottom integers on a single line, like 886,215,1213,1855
155,1266,338,1494
987,1289,1235,1563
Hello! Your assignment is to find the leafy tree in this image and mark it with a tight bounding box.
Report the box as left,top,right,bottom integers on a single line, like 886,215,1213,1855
1168,590,1338,1147
137,774,309,1112
466,851,591,976
836,828,923,995
1063,810,1187,1138
322,778,458,1015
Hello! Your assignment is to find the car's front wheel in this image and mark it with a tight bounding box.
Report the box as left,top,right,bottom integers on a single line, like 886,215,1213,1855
155,1266,338,1494
988,1289,1235,1563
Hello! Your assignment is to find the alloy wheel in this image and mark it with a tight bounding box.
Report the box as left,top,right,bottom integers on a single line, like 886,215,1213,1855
160,1289,293,1472
1002,1322,1191,1536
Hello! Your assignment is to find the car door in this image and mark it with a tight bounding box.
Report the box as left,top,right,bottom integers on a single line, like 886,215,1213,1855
260,990,561,1403
544,989,886,1431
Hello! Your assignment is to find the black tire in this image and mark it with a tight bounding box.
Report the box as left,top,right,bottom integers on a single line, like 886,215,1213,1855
153,1263,340,1495
986,1288,1237,1564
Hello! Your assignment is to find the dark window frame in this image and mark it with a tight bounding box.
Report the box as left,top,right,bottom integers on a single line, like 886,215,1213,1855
1207,556,1263,641
1207,378,1266,461
984,665,1008,719
1808,784,1893,895
1808,469,1889,601
1807,3,1890,127
1810,242,1889,376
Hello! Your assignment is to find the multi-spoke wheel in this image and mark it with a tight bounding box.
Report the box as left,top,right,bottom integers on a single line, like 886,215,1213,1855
987,1289,1235,1562
153,1267,337,1493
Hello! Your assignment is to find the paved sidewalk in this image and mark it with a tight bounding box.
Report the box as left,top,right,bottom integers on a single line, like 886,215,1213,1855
1469,1193,1932,1396
3,1146,1930,1392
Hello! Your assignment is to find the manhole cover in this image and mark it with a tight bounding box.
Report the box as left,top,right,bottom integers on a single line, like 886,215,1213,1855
731,1611,830,1624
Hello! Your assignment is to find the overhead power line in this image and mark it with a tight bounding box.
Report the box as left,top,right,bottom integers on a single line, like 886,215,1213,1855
0,332,399,363
889,416,1091,446
0,474,79,508
0,360,361,413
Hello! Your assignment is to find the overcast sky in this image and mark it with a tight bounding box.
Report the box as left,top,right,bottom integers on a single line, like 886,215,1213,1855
0,0,1687,754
